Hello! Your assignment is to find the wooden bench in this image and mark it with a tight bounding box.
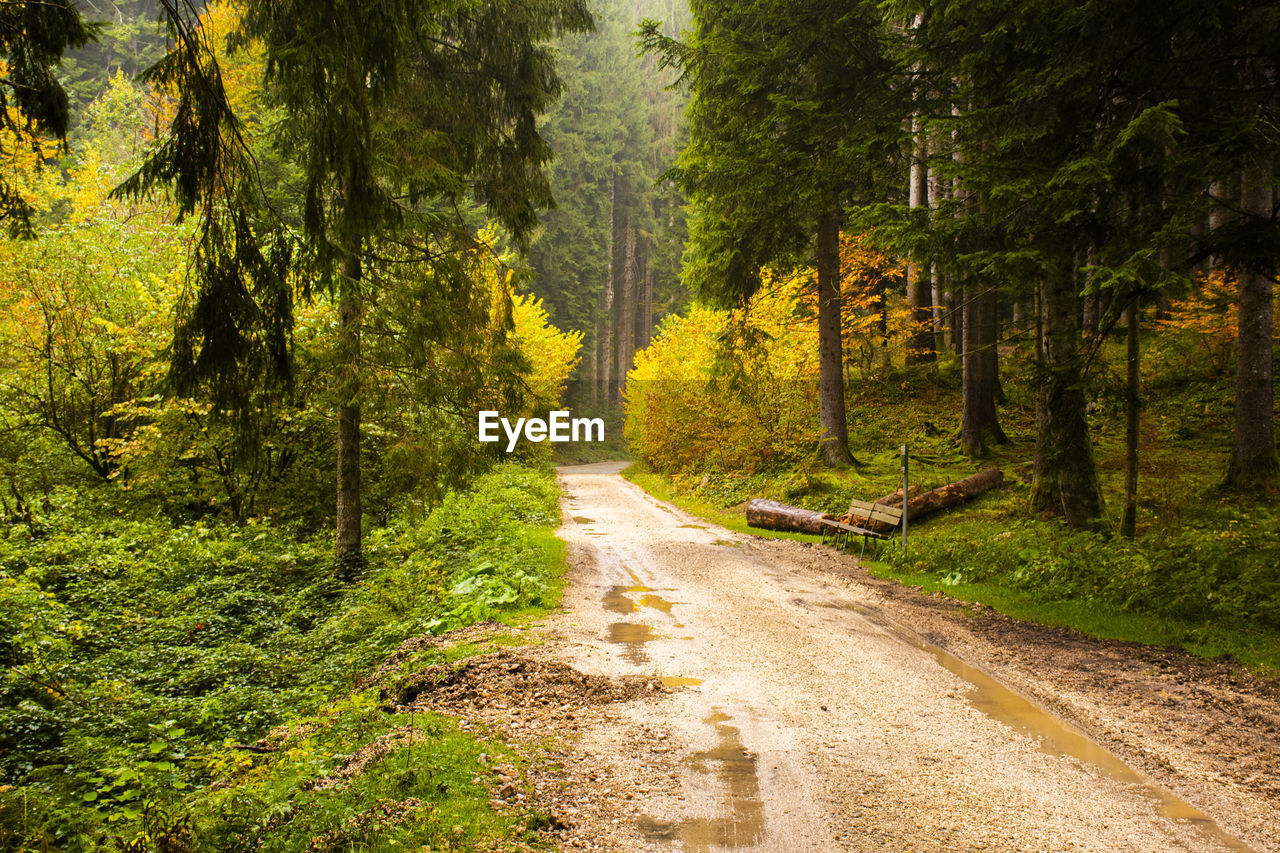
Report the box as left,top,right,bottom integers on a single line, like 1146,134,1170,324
820,499,904,556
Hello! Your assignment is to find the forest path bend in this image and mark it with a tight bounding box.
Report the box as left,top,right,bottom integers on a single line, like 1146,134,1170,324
539,461,1263,853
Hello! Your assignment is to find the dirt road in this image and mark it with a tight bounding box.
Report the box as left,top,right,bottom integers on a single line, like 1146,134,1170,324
535,462,1278,852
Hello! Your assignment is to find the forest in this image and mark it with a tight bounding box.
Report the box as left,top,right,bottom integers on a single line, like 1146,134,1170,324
1,0,1277,849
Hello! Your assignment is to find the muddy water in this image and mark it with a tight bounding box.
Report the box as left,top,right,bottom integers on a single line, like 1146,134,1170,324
852,604,1258,853
602,585,678,616
603,586,638,614
639,710,766,852
607,622,656,664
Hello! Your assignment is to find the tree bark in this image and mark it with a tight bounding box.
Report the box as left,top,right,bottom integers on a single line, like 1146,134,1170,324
641,252,654,349
335,248,363,579
589,292,600,407
599,172,615,404
845,468,1004,532
928,140,946,342
1208,179,1238,273
1227,155,1278,489
816,210,855,466
1032,263,1104,528
615,220,636,403
745,499,832,534
1121,299,1140,538
948,287,963,354
906,119,935,365
961,284,1005,457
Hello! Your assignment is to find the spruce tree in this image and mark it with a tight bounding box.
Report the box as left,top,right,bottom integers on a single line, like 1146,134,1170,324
1,0,96,231
644,0,904,467
122,0,592,574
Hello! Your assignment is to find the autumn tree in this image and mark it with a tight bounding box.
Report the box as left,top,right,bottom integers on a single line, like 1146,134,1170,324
123,0,592,574
644,0,904,466
1,0,96,230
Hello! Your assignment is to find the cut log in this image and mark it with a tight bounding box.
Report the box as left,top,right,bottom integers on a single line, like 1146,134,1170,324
847,468,1004,531
906,468,1003,519
745,499,833,534
868,484,922,509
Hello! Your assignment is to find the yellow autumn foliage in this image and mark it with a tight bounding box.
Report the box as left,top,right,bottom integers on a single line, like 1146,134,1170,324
625,232,910,475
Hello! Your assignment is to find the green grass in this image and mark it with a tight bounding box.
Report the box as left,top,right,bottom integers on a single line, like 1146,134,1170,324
0,462,572,852
863,559,1280,673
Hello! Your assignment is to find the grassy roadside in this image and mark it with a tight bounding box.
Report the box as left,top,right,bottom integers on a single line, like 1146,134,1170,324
1,463,570,851
623,461,1280,676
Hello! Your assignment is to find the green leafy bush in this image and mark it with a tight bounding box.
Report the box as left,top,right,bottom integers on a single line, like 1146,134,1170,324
0,462,563,849
884,515,1280,630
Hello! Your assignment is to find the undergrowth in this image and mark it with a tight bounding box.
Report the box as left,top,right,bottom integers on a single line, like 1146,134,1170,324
0,462,563,851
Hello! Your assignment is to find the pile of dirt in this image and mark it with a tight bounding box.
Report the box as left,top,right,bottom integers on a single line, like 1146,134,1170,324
357,620,515,689
389,649,664,716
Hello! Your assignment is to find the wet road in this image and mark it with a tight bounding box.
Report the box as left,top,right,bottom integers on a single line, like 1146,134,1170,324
550,462,1257,852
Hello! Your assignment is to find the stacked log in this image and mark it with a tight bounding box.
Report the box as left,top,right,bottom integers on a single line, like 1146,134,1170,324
849,468,1004,531
744,500,833,534
900,467,1003,518
745,468,1004,534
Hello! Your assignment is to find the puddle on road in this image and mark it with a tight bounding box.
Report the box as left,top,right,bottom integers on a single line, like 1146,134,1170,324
842,602,1257,852
608,622,656,664
639,710,766,851
572,516,595,524
602,584,678,616
603,586,637,614
659,676,704,688
678,523,708,530
639,592,675,614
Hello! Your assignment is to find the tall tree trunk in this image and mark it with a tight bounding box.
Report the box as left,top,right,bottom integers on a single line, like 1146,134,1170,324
335,248,363,579
928,155,946,343
816,210,854,466
961,284,1005,456
599,277,613,404
906,119,935,364
1121,299,1141,538
1208,179,1238,273
599,172,616,404
949,288,963,354
1032,263,1104,528
615,221,636,403
589,295,600,407
641,252,654,349
1227,156,1278,489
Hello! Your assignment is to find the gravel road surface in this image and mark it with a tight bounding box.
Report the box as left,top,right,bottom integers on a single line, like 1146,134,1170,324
538,462,1274,853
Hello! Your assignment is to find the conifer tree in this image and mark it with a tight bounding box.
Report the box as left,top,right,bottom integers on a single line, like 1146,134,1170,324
122,0,592,574
644,0,903,466
1,0,96,231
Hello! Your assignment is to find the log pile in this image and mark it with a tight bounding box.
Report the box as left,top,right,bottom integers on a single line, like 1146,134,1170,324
744,500,833,534
846,468,1004,532
744,468,1003,534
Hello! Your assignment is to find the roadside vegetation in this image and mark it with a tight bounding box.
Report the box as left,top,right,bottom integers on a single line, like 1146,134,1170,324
1,3,587,847
1,463,566,850
623,0,1279,675
623,263,1280,674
